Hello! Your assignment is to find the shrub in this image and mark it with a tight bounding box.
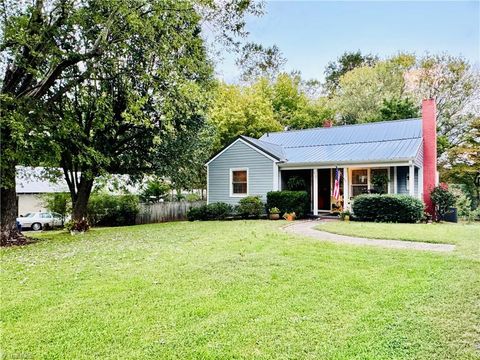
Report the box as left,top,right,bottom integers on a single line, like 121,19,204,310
87,193,140,226
42,192,71,223
206,202,233,220
266,191,309,218
237,196,264,218
187,202,233,221
139,179,170,203
352,194,424,223
185,193,202,202
65,219,90,232
430,183,456,221
187,206,208,221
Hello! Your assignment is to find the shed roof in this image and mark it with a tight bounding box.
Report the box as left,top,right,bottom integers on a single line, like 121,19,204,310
256,118,422,165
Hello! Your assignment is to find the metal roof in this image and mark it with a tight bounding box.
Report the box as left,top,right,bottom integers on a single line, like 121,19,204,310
240,136,286,160
256,118,422,165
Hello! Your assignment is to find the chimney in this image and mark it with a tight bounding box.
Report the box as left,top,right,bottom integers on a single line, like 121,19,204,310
422,98,437,215
323,120,333,128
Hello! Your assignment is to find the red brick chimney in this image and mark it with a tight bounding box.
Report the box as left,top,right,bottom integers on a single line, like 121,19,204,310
323,120,333,128
422,99,437,215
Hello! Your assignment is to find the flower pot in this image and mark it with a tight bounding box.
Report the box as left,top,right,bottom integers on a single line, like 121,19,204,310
269,213,280,220
283,214,295,221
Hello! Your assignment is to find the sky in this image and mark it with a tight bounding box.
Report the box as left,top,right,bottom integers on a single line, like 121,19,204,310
216,0,480,83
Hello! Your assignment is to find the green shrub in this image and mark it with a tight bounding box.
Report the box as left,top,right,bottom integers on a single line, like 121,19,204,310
266,191,309,218
185,193,202,202
187,202,233,221
352,194,424,223
206,202,233,220
139,179,170,203
237,196,264,218
187,205,208,221
87,193,140,226
430,184,457,221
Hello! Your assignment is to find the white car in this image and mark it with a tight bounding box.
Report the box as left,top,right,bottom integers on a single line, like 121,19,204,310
17,212,64,231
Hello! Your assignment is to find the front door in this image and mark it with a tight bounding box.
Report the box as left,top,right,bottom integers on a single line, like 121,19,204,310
318,169,331,211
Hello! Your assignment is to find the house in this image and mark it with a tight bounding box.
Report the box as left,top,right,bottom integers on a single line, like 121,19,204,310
16,167,69,216
206,99,438,215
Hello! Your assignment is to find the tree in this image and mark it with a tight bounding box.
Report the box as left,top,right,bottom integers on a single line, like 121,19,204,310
208,81,283,153
324,51,378,96
379,98,419,121
42,192,71,224
440,118,480,208
1,0,281,242
332,55,416,124
405,54,480,154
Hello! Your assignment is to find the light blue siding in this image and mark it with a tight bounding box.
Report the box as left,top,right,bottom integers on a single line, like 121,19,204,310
208,140,274,205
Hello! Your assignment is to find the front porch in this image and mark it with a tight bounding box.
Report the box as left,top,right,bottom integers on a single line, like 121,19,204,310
278,164,422,216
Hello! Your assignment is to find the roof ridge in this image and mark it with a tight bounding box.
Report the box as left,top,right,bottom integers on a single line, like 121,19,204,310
283,136,422,149
262,117,421,136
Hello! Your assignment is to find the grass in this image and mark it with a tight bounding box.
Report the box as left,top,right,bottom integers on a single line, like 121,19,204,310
1,220,479,359
315,221,480,254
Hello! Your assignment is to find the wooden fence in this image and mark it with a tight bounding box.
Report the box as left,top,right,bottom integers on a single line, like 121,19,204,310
135,201,206,225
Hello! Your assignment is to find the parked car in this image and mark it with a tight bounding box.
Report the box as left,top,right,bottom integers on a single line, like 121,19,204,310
16,212,64,231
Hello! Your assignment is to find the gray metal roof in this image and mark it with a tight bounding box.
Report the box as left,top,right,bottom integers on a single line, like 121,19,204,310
256,118,422,165
240,136,286,160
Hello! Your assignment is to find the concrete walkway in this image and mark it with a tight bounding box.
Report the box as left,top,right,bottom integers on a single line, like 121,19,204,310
283,221,455,252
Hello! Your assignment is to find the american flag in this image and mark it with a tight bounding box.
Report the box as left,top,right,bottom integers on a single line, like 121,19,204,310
333,167,341,200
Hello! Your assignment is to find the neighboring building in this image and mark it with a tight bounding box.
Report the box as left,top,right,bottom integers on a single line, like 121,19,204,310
206,99,439,214
16,167,68,216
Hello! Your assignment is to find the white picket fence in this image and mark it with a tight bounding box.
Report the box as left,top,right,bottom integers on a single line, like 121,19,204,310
135,201,206,224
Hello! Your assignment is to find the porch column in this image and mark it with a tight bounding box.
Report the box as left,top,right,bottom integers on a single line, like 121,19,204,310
418,166,424,200
409,164,415,196
343,167,349,210
313,169,318,215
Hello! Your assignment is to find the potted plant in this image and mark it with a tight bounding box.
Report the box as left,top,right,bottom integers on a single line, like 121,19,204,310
269,207,280,220
283,212,296,221
340,210,351,221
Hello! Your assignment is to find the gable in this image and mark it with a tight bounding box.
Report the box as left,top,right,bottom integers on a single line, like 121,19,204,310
206,138,278,166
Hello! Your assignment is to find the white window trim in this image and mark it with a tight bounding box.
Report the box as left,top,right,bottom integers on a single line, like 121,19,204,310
350,167,390,197
230,168,249,197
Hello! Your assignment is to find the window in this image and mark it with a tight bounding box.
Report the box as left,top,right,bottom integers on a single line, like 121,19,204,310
371,168,389,194
40,213,52,219
351,169,368,197
231,169,248,196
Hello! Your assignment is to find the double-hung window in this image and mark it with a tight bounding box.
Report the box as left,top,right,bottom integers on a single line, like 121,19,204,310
230,169,248,196
351,169,368,197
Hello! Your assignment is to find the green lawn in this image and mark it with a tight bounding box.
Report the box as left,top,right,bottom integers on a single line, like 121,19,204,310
315,221,480,251
1,221,479,359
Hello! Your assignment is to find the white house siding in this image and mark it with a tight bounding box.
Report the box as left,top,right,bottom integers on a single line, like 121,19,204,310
208,141,275,205
17,194,46,216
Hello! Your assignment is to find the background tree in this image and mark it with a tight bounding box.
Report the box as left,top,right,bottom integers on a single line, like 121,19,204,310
139,179,171,204
324,51,378,96
42,192,71,224
379,98,419,121
208,81,282,153
331,54,416,124
405,54,480,155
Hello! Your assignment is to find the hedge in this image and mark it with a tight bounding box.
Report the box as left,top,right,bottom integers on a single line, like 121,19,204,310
187,202,233,221
237,196,264,218
352,194,424,223
266,191,309,218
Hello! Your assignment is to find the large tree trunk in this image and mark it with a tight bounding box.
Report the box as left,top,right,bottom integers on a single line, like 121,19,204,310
1,162,26,246
71,177,94,223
